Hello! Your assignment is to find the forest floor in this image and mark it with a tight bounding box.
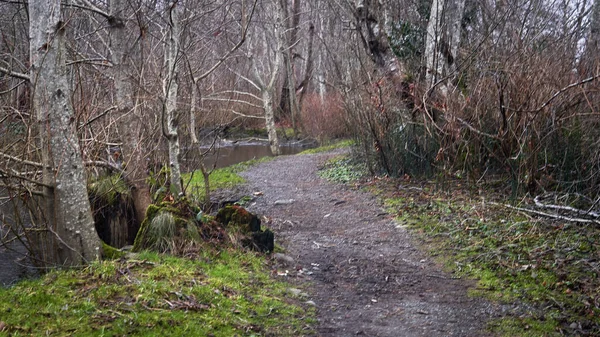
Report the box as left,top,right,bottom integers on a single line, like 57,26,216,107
228,148,503,336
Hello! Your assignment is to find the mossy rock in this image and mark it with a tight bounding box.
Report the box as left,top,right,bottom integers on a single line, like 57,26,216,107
102,241,126,260
216,205,260,233
216,205,272,253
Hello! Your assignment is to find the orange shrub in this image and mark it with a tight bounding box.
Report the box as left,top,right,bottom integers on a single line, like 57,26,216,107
300,92,349,141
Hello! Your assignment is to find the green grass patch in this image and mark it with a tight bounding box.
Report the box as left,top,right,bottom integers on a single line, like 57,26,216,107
379,186,600,336
183,157,273,198
317,154,367,184
0,249,315,336
299,139,354,155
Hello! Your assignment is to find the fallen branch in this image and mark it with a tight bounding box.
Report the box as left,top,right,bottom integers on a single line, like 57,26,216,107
533,194,600,219
490,202,600,226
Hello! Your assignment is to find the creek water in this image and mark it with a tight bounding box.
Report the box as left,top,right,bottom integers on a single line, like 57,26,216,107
181,141,313,171
0,190,38,286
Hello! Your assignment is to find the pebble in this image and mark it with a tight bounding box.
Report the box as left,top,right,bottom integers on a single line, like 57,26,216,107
273,253,295,266
305,300,316,306
274,199,295,205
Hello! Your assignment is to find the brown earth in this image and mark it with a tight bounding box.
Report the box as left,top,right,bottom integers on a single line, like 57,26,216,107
233,149,502,336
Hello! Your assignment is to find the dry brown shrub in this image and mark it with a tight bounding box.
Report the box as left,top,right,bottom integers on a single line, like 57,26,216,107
300,93,349,141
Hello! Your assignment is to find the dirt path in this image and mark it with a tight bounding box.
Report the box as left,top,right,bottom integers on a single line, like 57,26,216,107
238,150,500,336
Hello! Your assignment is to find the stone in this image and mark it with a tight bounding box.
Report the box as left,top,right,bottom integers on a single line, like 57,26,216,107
274,199,295,205
274,253,295,267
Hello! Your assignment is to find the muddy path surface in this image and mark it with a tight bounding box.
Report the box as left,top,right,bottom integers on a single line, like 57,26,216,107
237,150,500,336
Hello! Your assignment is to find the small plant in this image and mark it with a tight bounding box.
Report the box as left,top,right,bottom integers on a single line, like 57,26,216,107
318,155,367,183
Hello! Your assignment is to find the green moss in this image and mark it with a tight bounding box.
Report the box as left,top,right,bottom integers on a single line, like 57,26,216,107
132,204,160,252
378,189,600,335
489,317,560,337
102,242,125,260
0,249,315,336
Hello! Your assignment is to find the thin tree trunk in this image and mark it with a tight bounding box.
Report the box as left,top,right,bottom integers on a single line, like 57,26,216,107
30,0,101,265
190,81,200,144
263,89,281,155
163,1,183,196
297,23,315,114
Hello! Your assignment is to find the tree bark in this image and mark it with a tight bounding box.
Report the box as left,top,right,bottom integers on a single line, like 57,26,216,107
162,1,183,197
425,0,445,90
109,0,152,226
425,0,466,92
263,88,281,155
354,0,404,89
30,0,101,265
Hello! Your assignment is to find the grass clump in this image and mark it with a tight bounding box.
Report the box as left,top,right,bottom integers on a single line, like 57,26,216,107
0,249,315,336
88,174,129,206
299,139,354,155
375,180,600,336
318,154,367,184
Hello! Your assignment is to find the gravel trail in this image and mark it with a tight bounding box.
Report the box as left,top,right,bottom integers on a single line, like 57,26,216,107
239,150,499,336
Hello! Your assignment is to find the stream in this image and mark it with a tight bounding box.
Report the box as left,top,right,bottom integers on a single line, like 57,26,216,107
181,140,315,171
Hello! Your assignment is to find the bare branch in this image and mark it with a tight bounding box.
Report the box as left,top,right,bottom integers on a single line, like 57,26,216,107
0,152,45,168
0,66,30,82
230,109,265,119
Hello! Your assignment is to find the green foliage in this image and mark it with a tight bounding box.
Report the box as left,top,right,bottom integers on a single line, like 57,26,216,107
299,139,354,155
318,155,367,183
0,250,315,336
146,212,177,253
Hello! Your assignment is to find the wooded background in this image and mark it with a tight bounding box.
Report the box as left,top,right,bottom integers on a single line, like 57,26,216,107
1,0,600,266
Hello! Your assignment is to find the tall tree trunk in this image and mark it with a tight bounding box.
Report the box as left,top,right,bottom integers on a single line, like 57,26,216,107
190,81,200,144
30,0,101,265
163,1,183,196
277,0,302,132
109,0,152,226
297,23,315,120
425,0,445,90
425,0,466,92
354,0,404,89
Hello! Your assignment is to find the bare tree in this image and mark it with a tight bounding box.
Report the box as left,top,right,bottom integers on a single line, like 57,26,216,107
29,0,101,265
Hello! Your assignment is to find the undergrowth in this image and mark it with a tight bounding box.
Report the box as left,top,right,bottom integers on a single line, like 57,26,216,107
318,157,600,336
317,154,366,184
382,183,600,336
0,249,315,336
